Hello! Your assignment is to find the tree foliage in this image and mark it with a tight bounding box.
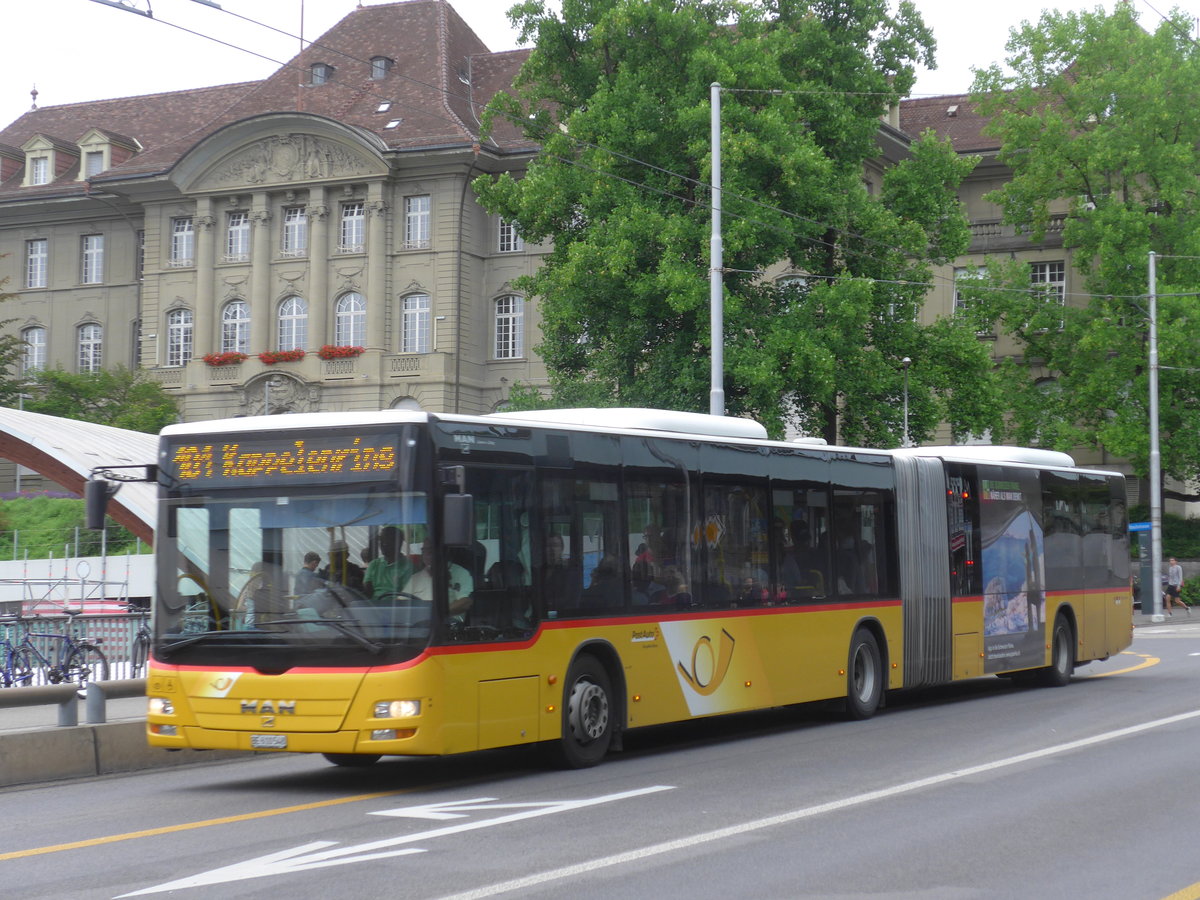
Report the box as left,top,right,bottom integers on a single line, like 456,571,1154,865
973,5,1200,483
475,0,1002,444
23,366,179,434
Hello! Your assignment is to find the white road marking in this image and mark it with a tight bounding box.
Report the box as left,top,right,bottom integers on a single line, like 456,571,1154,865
437,708,1200,900
116,785,674,897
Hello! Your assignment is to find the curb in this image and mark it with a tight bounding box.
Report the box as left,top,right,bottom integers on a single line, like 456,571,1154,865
0,721,249,788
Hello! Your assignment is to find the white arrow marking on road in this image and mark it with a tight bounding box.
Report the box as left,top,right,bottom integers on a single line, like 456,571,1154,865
117,784,673,897
370,797,595,820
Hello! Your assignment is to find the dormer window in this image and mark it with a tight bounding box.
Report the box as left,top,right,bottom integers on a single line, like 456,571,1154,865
310,63,334,85
84,151,104,177
22,133,77,187
371,57,394,79
29,157,49,185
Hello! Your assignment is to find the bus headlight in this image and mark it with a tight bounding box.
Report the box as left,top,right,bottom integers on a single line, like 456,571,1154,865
374,699,420,719
148,697,175,716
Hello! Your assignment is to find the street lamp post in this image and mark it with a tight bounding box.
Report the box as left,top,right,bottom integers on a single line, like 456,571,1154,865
901,357,911,448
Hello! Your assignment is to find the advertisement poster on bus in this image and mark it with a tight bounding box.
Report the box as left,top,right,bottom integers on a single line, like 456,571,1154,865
979,467,1046,673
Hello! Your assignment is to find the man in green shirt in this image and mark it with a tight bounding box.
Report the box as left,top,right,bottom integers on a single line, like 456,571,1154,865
364,525,413,603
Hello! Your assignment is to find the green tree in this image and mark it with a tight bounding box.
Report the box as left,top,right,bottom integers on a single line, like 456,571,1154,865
23,366,179,434
973,5,1200,486
476,0,1002,444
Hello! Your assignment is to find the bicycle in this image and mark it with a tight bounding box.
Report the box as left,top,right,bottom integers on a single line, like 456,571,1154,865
16,610,110,690
0,624,34,687
127,604,151,678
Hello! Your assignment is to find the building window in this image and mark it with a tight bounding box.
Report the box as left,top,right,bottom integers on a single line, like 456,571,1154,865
370,56,393,79
225,211,250,262
220,300,250,354
281,206,307,257
277,296,307,351
167,309,193,367
499,219,524,253
78,323,103,373
25,239,47,289
494,295,524,359
84,151,104,177
338,201,364,254
335,292,366,347
401,293,430,353
136,230,145,280
29,157,49,185
170,217,194,267
21,326,46,374
80,234,104,284
1030,261,1066,303
404,195,430,249
310,63,334,85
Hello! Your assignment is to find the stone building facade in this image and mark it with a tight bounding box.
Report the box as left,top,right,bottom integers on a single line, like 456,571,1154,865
0,0,547,424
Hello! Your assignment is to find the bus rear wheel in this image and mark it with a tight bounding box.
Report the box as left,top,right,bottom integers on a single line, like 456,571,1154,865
845,629,883,720
1036,615,1074,687
322,753,381,767
554,654,613,768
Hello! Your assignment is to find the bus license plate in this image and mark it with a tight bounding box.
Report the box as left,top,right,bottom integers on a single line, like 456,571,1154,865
251,734,288,749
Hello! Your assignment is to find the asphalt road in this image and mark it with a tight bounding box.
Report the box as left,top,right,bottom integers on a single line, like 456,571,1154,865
3,620,1199,900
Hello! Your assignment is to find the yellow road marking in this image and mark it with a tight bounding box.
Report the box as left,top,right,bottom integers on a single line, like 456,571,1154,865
1085,650,1158,678
0,786,422,861
1163,882,1200,900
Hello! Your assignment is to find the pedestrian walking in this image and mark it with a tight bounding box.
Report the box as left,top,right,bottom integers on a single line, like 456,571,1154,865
1165,557,1189,615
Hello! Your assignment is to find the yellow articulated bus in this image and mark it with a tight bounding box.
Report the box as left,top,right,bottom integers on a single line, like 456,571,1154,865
92,408,1132,768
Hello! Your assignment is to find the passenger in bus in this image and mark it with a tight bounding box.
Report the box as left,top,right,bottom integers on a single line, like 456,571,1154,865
583,554,624,608
318,540,365,593
653,566,691,607
780,520,824,600
631,558,665,605
542,533,580,606
408,542,474,615
294,551,324,595
364,525,413,603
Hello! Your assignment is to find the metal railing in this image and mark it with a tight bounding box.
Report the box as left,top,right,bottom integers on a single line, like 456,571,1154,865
0,678,146,725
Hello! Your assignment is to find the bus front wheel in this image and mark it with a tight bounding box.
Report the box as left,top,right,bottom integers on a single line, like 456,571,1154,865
555,654,613,768
845,629,883,720
322,752,381,767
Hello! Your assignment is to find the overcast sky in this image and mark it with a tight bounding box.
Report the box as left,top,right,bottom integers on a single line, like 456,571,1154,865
0,0,1146,130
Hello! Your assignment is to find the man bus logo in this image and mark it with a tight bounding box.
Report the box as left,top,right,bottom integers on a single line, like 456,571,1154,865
676,628,735,696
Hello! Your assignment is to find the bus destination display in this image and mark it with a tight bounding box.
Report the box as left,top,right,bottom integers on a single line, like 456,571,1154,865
167,434,398,487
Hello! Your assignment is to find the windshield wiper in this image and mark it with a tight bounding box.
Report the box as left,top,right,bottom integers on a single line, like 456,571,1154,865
265,617,384,654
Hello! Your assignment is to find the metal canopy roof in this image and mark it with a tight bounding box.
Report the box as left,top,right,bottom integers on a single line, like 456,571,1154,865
0,408,157,542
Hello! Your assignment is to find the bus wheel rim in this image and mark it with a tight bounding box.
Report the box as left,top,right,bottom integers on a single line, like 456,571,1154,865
568,680,609,743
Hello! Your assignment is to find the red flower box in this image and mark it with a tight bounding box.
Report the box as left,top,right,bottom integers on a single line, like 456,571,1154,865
317,345,365,360
258,349,306,364
202,351,248,367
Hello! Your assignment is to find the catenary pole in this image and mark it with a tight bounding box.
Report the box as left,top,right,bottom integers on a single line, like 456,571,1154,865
709,82,724,417
1149,251,1164,622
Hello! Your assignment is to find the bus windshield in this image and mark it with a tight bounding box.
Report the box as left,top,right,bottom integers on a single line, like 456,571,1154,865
155,486,435,669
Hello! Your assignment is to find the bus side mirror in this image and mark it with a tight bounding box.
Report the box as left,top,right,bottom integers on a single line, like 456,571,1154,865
443,493,474,547
85,480,112,530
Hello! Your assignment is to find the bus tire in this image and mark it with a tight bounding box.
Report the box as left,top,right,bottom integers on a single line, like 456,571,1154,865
322,752,381,768
1037,615,1074,688
845,629,883,720
555,654,613,768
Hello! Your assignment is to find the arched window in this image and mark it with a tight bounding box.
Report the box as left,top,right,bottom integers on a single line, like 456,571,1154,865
21,326,46,374
77,323,103,373
220,300,250,354
401,293,430,353
277,296,308,351
335,292,366,347
494,295,524,359
167,309,193,367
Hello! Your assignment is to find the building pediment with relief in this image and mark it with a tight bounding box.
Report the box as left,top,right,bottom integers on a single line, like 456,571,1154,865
200,134,380,191
170,114,389,193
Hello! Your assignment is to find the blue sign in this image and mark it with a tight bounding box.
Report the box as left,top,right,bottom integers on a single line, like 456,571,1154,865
1129,521,1151,533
